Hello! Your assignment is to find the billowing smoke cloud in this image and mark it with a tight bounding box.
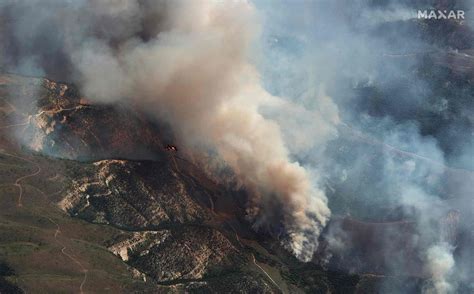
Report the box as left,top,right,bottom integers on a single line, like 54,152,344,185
0,0,334,261
425,243,456,294
255,0,473,292
1,0,473,289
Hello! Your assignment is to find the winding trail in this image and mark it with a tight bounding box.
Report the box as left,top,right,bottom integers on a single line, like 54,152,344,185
87,128,105,152
46,217,88,294
0,151,41,207
0,120,29,130
0,97,31,131
0,148,88,292
250,254,282,292
172,151,282,291
18,181,89,293
26,184,63,203
34,105,87,118
227,223,283,292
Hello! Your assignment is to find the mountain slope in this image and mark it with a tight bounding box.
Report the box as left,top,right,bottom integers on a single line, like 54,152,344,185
0,73,369,293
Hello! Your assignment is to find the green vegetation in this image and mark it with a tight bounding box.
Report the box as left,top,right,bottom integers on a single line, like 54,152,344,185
0,149,153,293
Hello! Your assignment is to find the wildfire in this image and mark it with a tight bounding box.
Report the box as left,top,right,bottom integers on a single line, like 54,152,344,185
165,144,178,152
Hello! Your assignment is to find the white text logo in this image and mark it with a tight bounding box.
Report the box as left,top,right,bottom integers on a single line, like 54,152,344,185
417,10,465,20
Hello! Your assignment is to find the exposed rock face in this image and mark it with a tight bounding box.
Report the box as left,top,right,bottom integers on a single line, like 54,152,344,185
60,158,245,284
0,73,403,293
128,227,242,282
60,159,211,229
108,227,244,283
0,74,169,161
1,73,293,292
109,231,170,262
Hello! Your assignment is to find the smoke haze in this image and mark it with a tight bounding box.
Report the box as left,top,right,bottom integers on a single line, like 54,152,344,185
1,0,473,292
255,0,473,292
1,0,334,261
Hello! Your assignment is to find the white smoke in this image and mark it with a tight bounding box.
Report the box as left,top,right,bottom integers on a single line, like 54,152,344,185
424,244,456,294
5,3,469,286
251,2,472,290
69,0,332,261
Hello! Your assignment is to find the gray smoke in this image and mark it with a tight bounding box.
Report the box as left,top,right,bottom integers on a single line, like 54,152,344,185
1,0,473,289
255,0,473,292
0,0,335,261
425,243,456,294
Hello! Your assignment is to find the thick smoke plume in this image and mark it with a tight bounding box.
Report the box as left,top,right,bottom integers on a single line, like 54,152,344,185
2,1,473,290
425,244,456,294
255,0,473,292
0,0,333,261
